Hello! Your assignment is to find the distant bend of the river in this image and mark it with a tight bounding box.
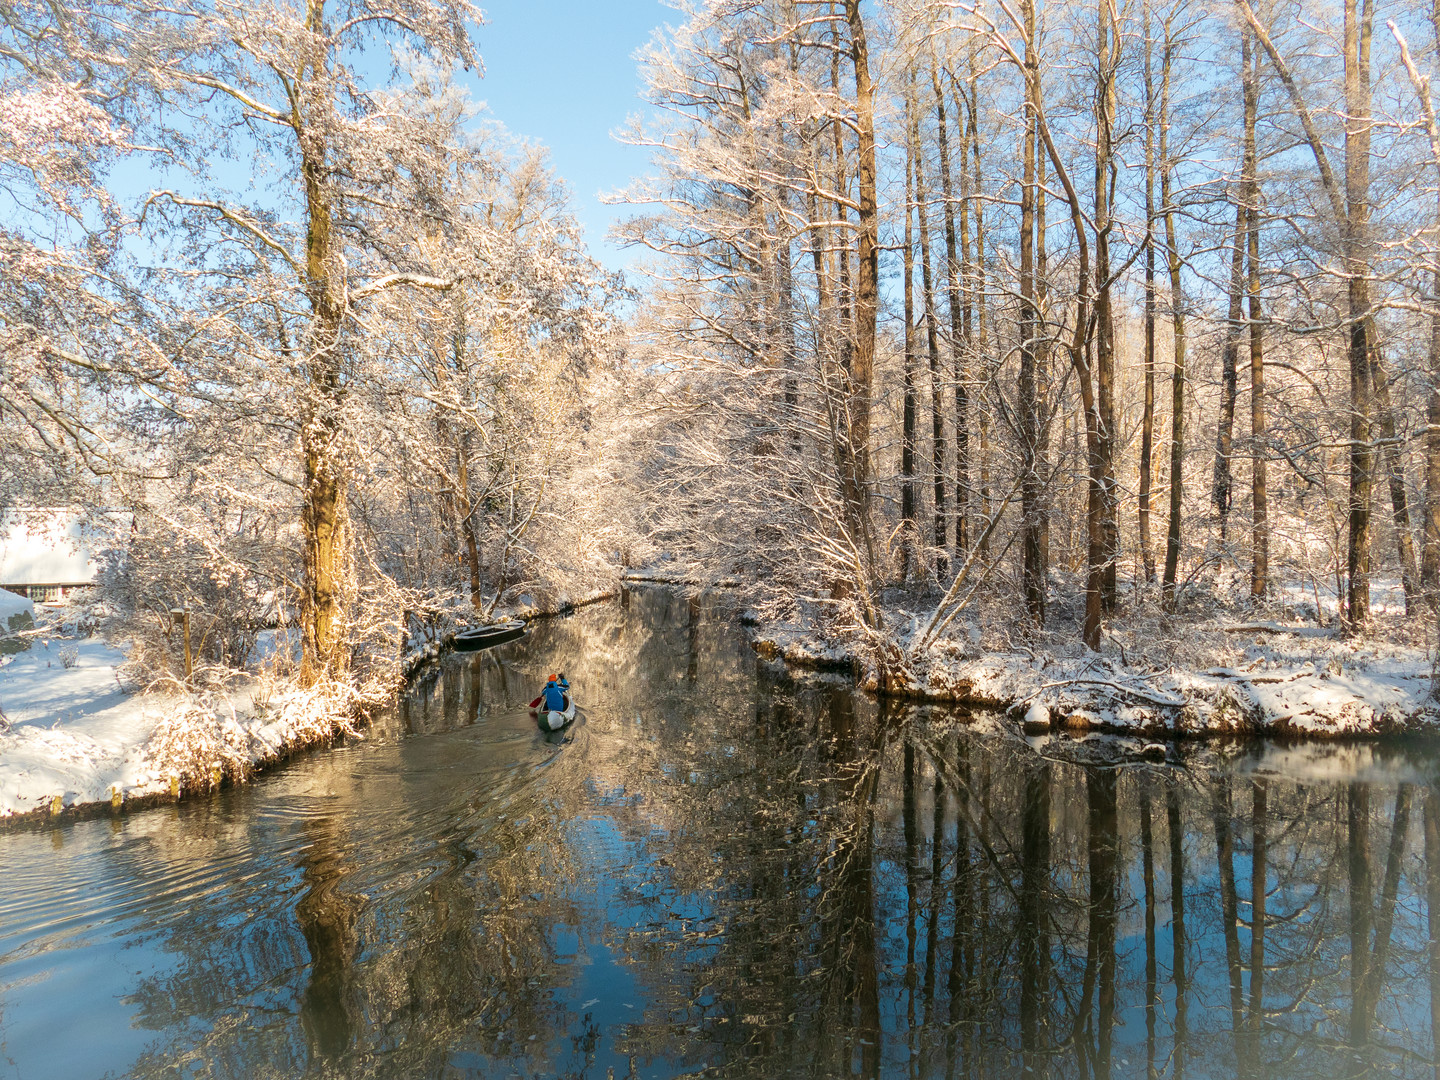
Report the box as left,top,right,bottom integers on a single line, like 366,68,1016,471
3,586,1440,1078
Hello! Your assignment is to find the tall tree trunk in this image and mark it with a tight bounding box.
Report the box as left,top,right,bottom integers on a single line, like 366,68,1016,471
826,39,863,577
913,88,949,576
806,139,835,370
1430,285,1440,606
1214,209,1245,544
1005,9,1095,645
902,97,918,581
1429,267,1440,606
935,63,969,557
1370,345,1420,610
1386,16,1440,637
434,411,460,569
300,408,347,685
298,10,349,685
1431,0,1440,609
1244,26,1269,598
966,57,994,560
1239,0,1375,627
1019,0,1044,624
1094,0,1121,614
774,182,801,458
1161,25,1187,610
844,0,879,531
809,116,874,598
830,44,853,368
1140,0,1158,588
1035,84,1051,573
1343,0,1375,628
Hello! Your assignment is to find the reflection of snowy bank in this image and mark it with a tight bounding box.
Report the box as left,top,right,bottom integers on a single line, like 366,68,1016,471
751,605,1440,739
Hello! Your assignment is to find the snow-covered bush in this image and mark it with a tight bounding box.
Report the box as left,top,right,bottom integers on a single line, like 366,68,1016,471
145,697,252,789
95,521,294,683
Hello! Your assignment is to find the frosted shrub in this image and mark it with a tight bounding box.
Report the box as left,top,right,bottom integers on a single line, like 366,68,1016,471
95,534,282,681
268,682,366,749
58,645,78,669
145,695,252,789
138,667,378,794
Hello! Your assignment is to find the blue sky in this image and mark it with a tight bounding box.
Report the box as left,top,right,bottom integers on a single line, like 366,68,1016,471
48,2,671,278
464,1,671,273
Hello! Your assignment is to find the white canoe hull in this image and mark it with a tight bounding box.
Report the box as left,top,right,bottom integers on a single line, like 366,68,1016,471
535,699,576,730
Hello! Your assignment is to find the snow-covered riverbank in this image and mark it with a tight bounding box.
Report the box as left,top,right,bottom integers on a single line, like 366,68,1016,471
0,583,381,822
0,585,621,823
752,595,1440,738
0,628,378,821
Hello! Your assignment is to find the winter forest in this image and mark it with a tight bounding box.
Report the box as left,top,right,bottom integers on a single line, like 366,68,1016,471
6,0,1440,734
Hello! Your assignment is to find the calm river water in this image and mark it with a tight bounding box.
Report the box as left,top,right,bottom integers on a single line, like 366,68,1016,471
4,588,1440,1078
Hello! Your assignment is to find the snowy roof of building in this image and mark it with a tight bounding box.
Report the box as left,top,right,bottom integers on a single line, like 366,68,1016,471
0,509,103,585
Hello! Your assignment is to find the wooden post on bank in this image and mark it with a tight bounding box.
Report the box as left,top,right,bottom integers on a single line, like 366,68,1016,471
171,608,192,685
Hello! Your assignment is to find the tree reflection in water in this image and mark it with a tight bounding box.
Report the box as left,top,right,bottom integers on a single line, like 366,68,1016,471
11,589,1440,1079
295,816,359,1063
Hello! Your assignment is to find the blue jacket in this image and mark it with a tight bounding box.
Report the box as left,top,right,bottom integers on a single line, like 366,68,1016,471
543,683,567,711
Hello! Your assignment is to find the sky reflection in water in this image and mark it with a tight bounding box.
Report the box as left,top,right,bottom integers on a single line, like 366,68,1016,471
2,587,1440,1078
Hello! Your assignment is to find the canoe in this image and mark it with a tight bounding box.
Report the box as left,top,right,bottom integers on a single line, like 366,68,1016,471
533,697,577,731
453,620,526,651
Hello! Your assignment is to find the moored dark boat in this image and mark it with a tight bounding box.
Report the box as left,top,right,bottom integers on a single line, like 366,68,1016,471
452,620,526,651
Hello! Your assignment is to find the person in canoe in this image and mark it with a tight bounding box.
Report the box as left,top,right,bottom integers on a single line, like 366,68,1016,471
532,673,570,712
531,674,576,731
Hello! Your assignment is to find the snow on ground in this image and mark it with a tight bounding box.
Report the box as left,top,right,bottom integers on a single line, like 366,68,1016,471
0,635,173,816
751,588,1440,739
907,643,1439,738
0,615,366,820
0,587,34,630
750,609,856,669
